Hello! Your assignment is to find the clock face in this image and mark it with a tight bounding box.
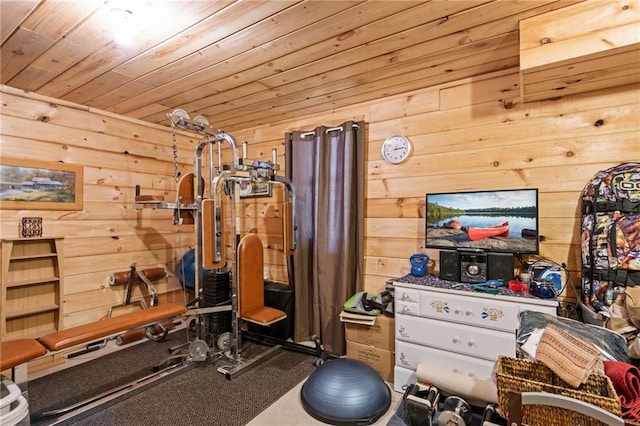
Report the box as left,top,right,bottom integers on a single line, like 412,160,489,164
381,135,411,164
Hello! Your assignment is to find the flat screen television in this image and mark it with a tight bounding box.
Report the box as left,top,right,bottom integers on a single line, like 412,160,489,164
425,188,539,254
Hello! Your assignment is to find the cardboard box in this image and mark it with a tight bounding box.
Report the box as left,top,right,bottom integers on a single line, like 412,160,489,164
344,314,394,350
346,341,394,382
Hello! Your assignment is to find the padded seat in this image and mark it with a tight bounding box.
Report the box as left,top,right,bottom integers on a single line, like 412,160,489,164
238,234,287,326
38,303,186,351
0,339,47,371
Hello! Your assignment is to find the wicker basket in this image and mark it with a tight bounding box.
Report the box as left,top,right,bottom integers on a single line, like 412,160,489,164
495,356,621,426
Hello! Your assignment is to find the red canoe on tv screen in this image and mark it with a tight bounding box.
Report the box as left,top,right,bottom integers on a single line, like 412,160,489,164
467,222,509,241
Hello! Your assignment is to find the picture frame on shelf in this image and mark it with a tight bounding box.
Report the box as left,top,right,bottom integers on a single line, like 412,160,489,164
0,158,83,211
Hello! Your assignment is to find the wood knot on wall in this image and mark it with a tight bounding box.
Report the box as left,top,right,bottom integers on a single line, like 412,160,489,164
337,30,355,41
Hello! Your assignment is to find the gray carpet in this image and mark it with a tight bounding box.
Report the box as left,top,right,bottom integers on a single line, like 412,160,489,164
29,331,318,425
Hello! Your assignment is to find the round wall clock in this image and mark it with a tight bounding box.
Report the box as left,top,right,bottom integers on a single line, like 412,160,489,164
381,135,412,164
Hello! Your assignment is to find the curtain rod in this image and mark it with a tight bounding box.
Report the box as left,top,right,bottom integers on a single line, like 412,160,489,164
300,123,359,138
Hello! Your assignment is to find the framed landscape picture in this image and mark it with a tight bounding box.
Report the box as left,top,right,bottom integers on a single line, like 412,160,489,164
0,158,83,210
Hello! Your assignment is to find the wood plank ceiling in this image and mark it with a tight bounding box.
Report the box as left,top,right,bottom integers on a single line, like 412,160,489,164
1,0,583,132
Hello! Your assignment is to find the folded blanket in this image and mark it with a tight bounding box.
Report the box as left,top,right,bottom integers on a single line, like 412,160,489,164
604,361,640,422
535,324,603,388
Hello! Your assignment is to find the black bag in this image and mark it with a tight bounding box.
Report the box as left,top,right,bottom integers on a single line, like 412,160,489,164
581,162,640,314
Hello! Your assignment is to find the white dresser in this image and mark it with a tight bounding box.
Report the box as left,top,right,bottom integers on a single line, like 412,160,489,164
393,278,557,393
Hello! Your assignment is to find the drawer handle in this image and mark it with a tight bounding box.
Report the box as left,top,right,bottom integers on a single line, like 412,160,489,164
401,293,411,301
467,340,475,347
465,310,472,316
454,308,461,315
452,337,460,344
401,306,410,313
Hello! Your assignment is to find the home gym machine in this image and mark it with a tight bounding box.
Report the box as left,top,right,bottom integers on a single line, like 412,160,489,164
141,109,328,379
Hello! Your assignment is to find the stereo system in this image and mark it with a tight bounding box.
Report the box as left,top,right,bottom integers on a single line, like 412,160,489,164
487,252,516,282
460,253,487,283
438,250,460,282
439,250,514,283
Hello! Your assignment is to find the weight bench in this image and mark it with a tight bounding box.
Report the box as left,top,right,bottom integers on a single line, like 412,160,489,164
1,339,48,381
0,303,187,423
215,235,288,380
238,234,287,326
38,303,186,351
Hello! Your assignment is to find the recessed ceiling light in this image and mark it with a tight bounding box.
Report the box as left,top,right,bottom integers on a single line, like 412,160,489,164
110,8,136,46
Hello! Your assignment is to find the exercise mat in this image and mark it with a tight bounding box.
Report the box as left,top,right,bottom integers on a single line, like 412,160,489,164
29,330,317,426
29,329,188,423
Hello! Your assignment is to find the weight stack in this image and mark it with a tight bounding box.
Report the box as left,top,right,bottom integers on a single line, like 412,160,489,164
202,271,232,340
248,281,295,340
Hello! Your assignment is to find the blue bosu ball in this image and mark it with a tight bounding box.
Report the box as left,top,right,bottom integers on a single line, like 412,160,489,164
301,358,391,425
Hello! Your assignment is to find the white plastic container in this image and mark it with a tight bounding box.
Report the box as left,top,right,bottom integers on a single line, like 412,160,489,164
0,377,30,426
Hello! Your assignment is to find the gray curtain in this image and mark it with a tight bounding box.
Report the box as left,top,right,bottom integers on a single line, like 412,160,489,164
285,121,365,355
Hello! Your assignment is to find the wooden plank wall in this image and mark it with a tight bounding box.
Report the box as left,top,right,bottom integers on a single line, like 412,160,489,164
1,67,639,330
228,67,639,305
0,85,198,328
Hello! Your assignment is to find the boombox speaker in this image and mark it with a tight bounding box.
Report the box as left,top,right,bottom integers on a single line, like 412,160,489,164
439,250,460,282
460,253,487,283
487,253,515,282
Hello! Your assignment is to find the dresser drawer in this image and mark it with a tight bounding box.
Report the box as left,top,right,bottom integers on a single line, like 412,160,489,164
396,287,420,304
396,314,514,361
395,287,420,315
419,291,520,332
396,300,419,316
395,340,496,380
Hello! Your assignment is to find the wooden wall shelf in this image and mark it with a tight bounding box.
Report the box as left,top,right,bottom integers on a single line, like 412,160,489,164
1,237,64,340
6,277,60,288
519,0,640,102
5,304,60,319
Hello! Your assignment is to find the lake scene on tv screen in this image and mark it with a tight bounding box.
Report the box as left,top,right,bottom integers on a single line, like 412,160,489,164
426,189,538,254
